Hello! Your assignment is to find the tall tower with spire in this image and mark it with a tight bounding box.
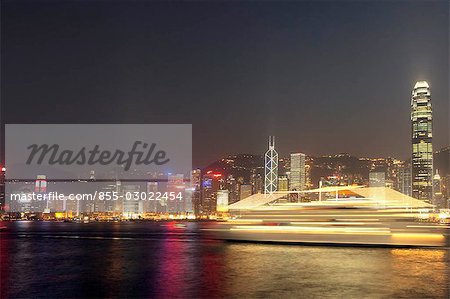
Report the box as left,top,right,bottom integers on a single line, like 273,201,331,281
411,81,433,202
264,136,278,194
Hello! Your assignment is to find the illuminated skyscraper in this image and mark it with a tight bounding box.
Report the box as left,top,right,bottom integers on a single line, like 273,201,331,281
225,175,240,204
167,174,185,213
250,171,263,194
397,162,412,196
290,153,306,191
434,146,450,202
201,171,224,215
34,175,47,193
264,136,278,194
433,170,442,205
122,185,140,217
190,169,201,215
216,190,229,212
411,81,433,202
278,175,289,191
146,181,158,213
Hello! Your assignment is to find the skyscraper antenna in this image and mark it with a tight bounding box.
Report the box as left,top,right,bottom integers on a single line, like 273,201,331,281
268,136,275,149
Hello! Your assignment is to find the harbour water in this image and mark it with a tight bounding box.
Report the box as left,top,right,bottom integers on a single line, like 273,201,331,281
1,221,449,298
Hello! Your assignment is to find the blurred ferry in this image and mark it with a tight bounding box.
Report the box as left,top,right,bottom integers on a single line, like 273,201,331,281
207,187,449,247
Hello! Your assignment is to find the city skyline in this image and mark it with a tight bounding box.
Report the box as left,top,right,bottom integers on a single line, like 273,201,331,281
1,1,449,298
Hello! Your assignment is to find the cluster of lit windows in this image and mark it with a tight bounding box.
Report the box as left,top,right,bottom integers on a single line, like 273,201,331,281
411,82,433,201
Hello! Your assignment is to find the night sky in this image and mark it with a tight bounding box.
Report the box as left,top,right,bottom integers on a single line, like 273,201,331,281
1,0,449,167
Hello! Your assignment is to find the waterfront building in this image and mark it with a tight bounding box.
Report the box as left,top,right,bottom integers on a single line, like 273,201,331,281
433,170,444,208
290,153,306,191
434,147,449,200
250,172,263,194
190,169,201,215
122,185,141,218
264,136,278,194
411,81,433,201
146,182,158,213
278,175,289,191
216,190,229,212
397,162,412,196
167,174,185,213
225,175,240,204
201,171,224,215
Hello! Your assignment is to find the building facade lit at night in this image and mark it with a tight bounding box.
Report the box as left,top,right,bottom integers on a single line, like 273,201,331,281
290,153,306,191
411,81,433,202
264,136,278,194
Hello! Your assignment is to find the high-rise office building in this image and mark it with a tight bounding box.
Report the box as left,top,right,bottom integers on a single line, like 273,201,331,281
278,175,289,191
122,185,141,217
191,169,201,190
433,170,443,206
216,190,229,212
434,147,450,174
34,175,47,193
289,153,306,191
201,171,224,215
225,175,240,204
411,81,433,202
190,169,201,215
264,136,278,194
434,147,450,202
305,156,312,189
397,162,412,196
146,182,158,213
167,174,185,213
250,172,263,194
